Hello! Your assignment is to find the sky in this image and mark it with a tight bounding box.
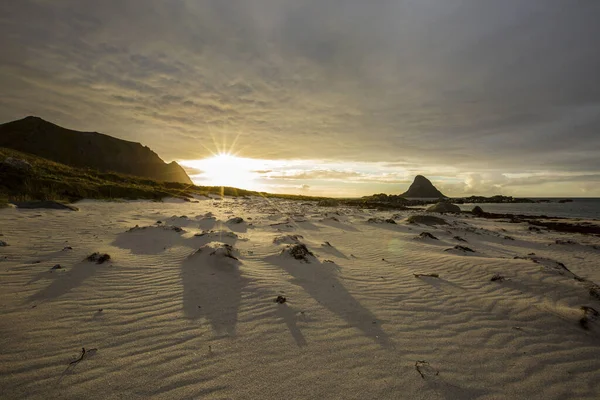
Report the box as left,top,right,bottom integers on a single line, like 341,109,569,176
1,0,599,197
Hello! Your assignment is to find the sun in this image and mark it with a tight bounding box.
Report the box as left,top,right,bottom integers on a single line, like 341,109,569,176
180,152,258,189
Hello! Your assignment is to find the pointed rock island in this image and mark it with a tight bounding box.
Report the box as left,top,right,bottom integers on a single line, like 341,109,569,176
400,175,446,198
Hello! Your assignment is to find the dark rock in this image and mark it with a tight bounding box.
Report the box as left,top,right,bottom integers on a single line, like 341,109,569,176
0,240,8,247
490,274,505,282
471,206,485,216
51,264,62,270
0,157,33,172
453,236,467,242
385,218,397,224
227,217,244,224
86,252,111,264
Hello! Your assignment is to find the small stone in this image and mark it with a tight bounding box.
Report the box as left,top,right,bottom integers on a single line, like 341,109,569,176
51,264,62,270
274,295,287,304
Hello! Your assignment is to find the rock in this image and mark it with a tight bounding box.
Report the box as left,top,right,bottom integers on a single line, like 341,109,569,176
13,201,78,211
51,264,62,270
426,201,461,213
453,236,467,242
407,215,448,225
227,217,244,224
0,240,8,247
400,175,446,198
490,273,505,282
471,206,485,216
385,218,397,224
0,157,33,172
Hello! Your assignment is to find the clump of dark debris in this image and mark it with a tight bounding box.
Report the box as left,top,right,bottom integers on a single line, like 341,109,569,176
127,225,184,233
589,286,600,301
86,253,111,264
446,245,475,253
490,274,505,282
579,306,599,330
208,243,239,260
273,234,304,244
417,232,438,240
274,295,286,304
284,244,314,262
555,239,578,245
414,273,439,278
385,218,397,224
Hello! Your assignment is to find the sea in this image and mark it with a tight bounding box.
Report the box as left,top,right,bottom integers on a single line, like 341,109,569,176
456,198,600,220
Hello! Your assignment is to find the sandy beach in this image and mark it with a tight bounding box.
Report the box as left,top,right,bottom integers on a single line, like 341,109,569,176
1,197,600,399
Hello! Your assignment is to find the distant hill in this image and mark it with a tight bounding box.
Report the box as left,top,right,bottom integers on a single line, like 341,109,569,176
0,116,192,184
400,175,446,198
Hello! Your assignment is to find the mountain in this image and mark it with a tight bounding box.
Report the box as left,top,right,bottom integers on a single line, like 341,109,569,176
0,116,192,184
400,175,446,198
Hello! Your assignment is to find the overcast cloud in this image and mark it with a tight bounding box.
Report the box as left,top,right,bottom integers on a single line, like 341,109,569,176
1,1,599,196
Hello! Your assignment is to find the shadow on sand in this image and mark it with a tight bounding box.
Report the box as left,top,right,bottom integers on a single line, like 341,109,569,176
180,239,248,337
112,226,191,255
28,260,105,302
264,252,391,348
275,303,308,347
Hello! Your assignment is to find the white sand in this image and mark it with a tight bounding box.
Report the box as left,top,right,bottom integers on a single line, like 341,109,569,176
1,198,600,399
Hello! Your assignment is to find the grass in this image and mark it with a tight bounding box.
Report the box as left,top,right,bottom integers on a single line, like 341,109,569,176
0,147,329,204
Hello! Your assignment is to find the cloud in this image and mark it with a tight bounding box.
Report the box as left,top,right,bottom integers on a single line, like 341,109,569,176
1,0,599,195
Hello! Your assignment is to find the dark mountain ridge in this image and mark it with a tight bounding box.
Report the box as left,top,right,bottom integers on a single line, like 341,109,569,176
0,116,192,184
